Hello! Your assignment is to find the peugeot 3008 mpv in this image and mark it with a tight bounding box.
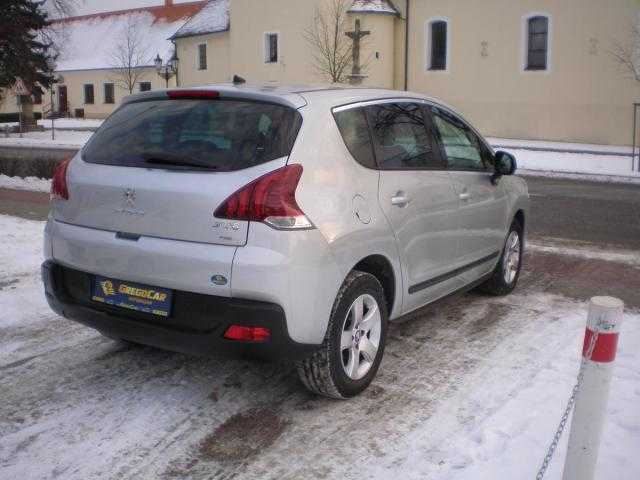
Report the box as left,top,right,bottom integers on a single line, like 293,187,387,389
43,85,529,398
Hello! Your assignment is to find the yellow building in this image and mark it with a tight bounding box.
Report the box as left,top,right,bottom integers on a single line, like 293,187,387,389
173,0,640,147
2,0,638,147
1,1,206,120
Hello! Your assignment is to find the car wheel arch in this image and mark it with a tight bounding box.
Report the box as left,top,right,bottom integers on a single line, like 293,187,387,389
351,254,397,318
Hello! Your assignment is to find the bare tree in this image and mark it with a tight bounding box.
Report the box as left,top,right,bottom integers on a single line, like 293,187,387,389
109,17,151,95
611,20,640,82
304,0,355,84
46,0,80,19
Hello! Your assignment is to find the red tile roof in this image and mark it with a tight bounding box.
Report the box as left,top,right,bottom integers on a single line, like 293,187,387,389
52,1,207,26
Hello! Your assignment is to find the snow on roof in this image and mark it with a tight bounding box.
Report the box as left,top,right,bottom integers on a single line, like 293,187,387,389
349,0,399,15
51,2,206,72
170,0,229,39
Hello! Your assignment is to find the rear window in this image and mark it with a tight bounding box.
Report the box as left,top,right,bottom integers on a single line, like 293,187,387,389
82,99,302,171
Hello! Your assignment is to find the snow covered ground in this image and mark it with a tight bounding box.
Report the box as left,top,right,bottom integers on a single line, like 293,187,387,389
0,175,51,193
0,119,104,130
0,213,639,480
488,138,638,178
0,129,92,149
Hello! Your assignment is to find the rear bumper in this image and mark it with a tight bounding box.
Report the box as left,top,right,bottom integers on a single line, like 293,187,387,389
41,260,317,361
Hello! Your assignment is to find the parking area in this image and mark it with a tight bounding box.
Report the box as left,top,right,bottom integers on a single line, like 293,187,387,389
1,177,639,479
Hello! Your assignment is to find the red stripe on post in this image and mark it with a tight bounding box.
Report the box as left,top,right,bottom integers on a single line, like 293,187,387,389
582,328,619,363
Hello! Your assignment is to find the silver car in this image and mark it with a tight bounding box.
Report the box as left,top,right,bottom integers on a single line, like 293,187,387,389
42,85,529,398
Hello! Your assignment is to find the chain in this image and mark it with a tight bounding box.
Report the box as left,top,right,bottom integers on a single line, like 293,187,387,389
534,329,599,480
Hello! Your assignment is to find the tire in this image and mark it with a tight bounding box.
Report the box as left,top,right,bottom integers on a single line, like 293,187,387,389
478,219,524,296
296,271,388,399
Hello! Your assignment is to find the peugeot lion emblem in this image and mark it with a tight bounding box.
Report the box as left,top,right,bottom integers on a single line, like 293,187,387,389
124,188,136,208
114,188,145,216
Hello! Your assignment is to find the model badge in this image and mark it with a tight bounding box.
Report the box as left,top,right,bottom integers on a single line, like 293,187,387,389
213,220,240,231
114,188,145,216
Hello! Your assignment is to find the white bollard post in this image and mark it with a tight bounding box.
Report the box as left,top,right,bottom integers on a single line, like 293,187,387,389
562,296,624,480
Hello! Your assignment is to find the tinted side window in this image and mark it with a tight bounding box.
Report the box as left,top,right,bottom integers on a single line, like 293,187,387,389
366,103,444,170
431,107,492,171
334,108,376,169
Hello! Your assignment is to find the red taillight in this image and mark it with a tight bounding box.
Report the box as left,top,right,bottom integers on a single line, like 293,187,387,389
51,157,71,201
214,164,313,230
224,325,271,343
167,90,219,99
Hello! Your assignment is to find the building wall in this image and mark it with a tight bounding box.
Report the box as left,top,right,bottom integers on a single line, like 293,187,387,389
221,0,396,87
352,13,396,89
175,32,231,86
55,67,177,118
407,0,640,146
1,67,176,119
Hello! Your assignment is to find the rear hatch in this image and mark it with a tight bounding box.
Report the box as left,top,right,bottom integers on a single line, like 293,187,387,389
55,92,303,247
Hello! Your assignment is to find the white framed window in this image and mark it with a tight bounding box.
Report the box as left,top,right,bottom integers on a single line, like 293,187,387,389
425,17,450,72
197,43,207,70
264,32,279,64
522,13,552,72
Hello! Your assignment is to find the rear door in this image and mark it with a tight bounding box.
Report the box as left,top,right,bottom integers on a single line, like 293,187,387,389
369,101,462,314
428,105,509,281
57,96,302,247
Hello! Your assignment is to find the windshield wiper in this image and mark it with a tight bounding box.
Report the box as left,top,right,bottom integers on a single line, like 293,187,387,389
142,153,217,170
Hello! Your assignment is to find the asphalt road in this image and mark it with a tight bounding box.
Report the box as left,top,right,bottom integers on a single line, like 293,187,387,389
2,175,638,248
524,176,640,249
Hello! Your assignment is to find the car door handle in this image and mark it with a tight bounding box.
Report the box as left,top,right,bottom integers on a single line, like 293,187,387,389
391,194,411,207
459,192,471,201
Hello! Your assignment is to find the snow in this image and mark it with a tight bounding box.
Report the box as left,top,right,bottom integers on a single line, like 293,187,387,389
528,239,640,267
519,169,640,184
349,0,398,14
53,12,187,71
488,137,633,156
0,175,51,193
489,138,638,177
0,119,103,131
171,0,229,39
36,118,104,130
0,130,91,149
0,213,639,479
503,149,634,177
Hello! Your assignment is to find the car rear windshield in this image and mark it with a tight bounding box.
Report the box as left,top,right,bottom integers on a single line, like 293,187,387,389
82,98,302,171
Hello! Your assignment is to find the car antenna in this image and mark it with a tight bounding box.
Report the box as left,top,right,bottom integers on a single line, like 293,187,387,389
233,75,246,85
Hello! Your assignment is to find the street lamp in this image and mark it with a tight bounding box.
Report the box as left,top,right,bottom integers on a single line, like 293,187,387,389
155,53,179,88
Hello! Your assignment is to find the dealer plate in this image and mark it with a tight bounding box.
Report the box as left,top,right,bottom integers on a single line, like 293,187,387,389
92,276,173,317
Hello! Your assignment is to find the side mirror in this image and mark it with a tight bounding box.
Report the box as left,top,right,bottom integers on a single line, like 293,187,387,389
492,150,517,184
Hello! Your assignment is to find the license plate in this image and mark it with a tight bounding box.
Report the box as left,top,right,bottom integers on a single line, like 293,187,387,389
92,276,173,317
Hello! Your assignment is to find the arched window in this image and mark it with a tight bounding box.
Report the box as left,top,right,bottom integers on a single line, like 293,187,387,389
427,19,449,71
526,15,549,71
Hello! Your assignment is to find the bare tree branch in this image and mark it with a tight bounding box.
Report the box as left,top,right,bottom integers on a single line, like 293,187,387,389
303,0,358,84
46,0,80,19
610,20,640,82
109,17,151,95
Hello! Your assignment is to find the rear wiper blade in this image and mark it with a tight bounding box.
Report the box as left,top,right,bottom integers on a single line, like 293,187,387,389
142,154,217,170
